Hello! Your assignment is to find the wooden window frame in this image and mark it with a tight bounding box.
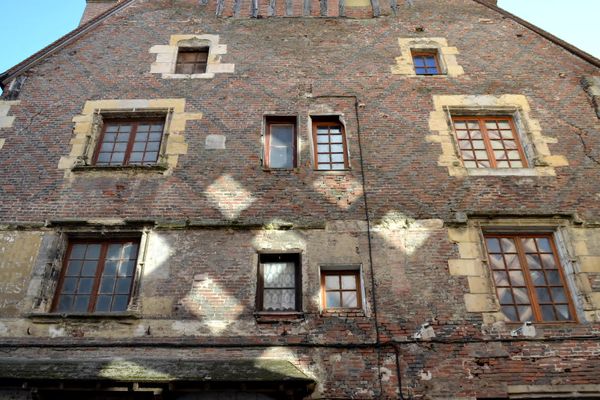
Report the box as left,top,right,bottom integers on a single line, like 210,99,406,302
320,270,362,310
92,118,165,167
312,117,350,171
264,116,297,170
452,116,529,169
256,253,302,312
411,50,441,75
51,238,140,314
484,233,577,323
175,47,209,75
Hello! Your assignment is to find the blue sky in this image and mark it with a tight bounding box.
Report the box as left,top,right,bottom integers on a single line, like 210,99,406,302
0,0,599,73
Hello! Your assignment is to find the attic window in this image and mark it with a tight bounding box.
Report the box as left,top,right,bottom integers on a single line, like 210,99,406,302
175,47,209,74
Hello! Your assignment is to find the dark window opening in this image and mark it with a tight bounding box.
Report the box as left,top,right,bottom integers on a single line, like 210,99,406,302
257,253,301,312
175,47,209,74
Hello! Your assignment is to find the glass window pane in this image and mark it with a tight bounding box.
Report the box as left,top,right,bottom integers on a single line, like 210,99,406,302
86,245,101,259
57,295,73,312
551,287,567,303
541,254,556,269
263,263,295,288
425,56,437,67
318,154,331,163
526,254,541,269
330,135,343,143
493,271,509,286
99,277,115,294
509,271,525,286
536,238,552,253
489,254,504,269
505,254,520,269
513,288,530,304
77,278,94,294
342,292,358,308
269,145,293,169
498,288,513,305
535,288,551,303
413,57,425,67
270,125,293,146
517,306,533,322
415,67,427,75
486,238,500,253
546,270,561,285
118,261,135,277
326,292,341,308
341,275,357,290
555,305,571,321
332,163,345,170
331,154,344,163
497,161,510,168
511,160,523,168
62,278,77,294
522,238,536,252
331,144,344,153
325,275,339,290
530,270,546,285
112,295,129,312
541,305,556,321
95,295,112,312
116,278,132,294
317,144,329,153
500,238,516,253
66,261,82,276
73,296,90,312
502,306,518,322
263,288,295,311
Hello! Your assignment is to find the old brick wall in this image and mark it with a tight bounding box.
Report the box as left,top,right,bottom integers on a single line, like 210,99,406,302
0,0,599,398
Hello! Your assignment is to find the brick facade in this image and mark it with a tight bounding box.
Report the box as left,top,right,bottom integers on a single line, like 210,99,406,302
0,0,599,399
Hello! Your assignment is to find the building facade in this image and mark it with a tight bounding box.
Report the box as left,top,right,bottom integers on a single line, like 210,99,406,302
0,0,599,398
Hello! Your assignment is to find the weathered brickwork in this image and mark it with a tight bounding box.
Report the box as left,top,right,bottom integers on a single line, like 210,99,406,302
0,0,599,398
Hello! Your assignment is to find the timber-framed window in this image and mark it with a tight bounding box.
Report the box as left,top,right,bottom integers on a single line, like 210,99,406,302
52,239,140,313
411,50,441,75
93,118,164,166
257,253,301,312
485,233,576,323
312,117,349,171
452,116,528,169
321,270,362,310
175,47,209,74
264,117,297,169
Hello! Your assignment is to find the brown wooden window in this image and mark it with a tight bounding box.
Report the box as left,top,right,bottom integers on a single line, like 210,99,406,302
485,234,576,323
52,239,139,313
175,47,209,74
321,270,362,309
264,117,297,169
412,51,440,75
257,254,301,312
452,117,528,169
312,117,349,170
94,119,164,166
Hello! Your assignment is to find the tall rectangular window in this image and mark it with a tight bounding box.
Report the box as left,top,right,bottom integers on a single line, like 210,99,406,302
312,117,349,170
53,240,139,313
452,116,527,169
264,117,296,169
412,51,440,75
94,119,164,166
175,47,209,74
257,254,301,312
485,234,576,322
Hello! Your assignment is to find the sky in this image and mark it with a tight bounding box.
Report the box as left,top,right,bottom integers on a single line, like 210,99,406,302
0,0,599,74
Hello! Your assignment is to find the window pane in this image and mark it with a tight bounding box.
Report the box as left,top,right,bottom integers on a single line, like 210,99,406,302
77,278,94,294
536,238,552,252
95,295,112,312
66,261,82,276
509,271,525,286
493,271,509,286
530,270,546,285
99,277,115,294
81,260,98,276
486,238,500,253
526,254,542,269
263,288,295,311
269,125,294,168
341,292,358,308
502,306,518,321
513,288,530,304
57,295,73,312
62,278,77,294
116,278,132,294
341,275,357,290
263,263,295,288
112,295,129,312
73,296,90,312
535,288,551,303
555,305,571,321
498,288,513,305
518,306,533,322
332,163,345,170
541,305,556,321
270,145,293,169
546,270,561,285
326,292,341,308
325,275,339,290
551,287,567,303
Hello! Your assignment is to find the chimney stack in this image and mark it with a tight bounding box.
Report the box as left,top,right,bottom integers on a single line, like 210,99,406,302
80,0,120,26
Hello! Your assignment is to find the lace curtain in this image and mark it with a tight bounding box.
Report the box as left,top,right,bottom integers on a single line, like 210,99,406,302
263,262,296,311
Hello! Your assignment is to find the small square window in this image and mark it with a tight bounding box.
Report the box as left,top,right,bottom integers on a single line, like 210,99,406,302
321,270,362,310
412,51,440,75
264,117,297,169
93,118,165,167
257,253,301,312
452,116,528,169
52,239,140,313
312,117,349,171
175,47,209,74
485,233,576,323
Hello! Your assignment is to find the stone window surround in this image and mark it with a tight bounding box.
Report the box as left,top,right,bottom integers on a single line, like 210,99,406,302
447,217,600,327
25,226,153,317
391,37,464,77
0,101,20,151
58,99,202,176
150,34,235,79
427,94,569,177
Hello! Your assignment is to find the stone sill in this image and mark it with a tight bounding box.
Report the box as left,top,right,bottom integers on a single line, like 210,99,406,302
467,168,539,177
25,312,141,321
163,73,215,79
254,311,304,323
321,310,366,318
71,164,168,174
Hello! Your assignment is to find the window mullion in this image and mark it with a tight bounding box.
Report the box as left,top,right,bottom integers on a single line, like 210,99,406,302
89,243,108,313
480,118,497,168
124,123,138,165
515,235,541,322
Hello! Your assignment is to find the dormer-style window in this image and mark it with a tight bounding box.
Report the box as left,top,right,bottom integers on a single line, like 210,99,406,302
175,47,209,74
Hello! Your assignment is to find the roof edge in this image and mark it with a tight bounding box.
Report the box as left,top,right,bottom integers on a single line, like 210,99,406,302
0,0,138,89
472,0,600,69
